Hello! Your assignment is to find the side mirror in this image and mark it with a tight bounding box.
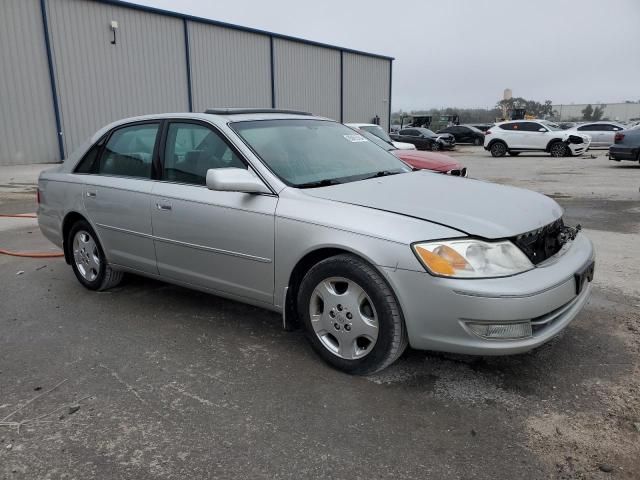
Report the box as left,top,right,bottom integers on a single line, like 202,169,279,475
206,168,270,194
538,127,547,132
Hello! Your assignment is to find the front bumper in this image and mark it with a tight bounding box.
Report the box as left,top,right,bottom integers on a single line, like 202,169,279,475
383,232,594,355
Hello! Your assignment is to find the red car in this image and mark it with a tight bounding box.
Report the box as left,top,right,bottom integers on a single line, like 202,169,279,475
356,129,467,176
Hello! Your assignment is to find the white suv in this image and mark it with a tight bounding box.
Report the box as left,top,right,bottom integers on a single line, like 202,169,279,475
484,120,591,157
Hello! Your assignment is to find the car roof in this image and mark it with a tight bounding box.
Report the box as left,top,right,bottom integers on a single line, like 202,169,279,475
99,111,332,130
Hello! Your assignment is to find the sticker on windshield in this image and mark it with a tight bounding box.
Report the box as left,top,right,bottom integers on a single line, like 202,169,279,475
343,134,368,143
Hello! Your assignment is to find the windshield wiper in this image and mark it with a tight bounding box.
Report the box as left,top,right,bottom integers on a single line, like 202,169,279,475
296,178,341,189
362,170,402,180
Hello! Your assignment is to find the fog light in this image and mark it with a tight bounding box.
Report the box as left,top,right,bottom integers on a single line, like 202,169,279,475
466,321,532,339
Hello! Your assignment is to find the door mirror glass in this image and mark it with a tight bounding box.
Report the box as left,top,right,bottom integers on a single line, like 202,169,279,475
206,168,269,194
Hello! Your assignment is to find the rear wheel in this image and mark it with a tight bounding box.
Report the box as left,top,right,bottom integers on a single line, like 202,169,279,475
297,254,408,375
68,220,123,291
490,142,507,157
549,142,568,157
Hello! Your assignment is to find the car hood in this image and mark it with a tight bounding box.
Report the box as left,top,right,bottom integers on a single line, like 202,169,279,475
392,150,460,172
304,171,563,239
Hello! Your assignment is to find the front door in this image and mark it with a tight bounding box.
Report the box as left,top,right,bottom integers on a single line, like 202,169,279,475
82,121,160,275
151,121,277,305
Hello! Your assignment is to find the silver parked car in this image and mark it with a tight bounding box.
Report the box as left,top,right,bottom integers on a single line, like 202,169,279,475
38,109,595,374
565,121,626,148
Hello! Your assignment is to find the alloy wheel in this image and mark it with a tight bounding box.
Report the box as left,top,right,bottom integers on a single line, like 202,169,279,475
308,277,379,360
73,230,101,282
550,143,567,157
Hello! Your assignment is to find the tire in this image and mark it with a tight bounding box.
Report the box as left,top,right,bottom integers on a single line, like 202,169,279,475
431,142,441,151
297,254,408,375
508,151,520,156
490,142,507,157
549,141,568,158
68,220,123,291
473,137,482,146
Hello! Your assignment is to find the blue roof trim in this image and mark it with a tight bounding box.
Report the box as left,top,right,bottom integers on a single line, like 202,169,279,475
94,0,395,61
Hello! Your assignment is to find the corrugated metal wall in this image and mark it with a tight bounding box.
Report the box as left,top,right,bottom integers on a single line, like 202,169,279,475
45,0,189,156
343,53,391,130
274,39,341,120
0,0,59,165
189,22,271,112
0,0,392,165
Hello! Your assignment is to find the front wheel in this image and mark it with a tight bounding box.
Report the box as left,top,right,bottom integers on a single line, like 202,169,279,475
297,254,408,375
473,137,482,146
431,142,441,151
549,142,568,157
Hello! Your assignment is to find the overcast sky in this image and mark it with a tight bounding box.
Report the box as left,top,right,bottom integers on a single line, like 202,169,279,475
133,0,640,111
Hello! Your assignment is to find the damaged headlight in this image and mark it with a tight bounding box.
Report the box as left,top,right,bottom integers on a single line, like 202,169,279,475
412,239,534,278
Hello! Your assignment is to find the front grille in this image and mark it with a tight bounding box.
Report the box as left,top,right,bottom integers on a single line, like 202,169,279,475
512,218,565,265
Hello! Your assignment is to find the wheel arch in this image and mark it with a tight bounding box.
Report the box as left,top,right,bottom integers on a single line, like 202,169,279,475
545,137,565,152
61,211,102,265
284,246,395,330
486,138,507,149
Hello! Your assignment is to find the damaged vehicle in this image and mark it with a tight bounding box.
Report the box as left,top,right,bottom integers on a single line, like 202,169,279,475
353,127,467,176
390,127,456,151
38,109,595,375
484,120,591,157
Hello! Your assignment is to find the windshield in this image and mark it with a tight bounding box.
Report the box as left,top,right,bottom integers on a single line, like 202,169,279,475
541,121,562,131
354,128,395,151
417,128,437,137
359,125,393,143
231,119,410,187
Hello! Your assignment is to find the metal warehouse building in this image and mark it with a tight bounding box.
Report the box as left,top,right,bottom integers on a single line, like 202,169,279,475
0,0,393,166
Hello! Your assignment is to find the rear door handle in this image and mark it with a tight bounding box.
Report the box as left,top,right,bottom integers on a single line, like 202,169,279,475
156,202,172,211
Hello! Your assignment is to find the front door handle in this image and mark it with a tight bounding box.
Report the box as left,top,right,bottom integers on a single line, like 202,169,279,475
156,202,172,211
86,191,97,198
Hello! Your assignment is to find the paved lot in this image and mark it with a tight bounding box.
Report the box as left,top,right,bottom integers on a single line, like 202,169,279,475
0,149,639,479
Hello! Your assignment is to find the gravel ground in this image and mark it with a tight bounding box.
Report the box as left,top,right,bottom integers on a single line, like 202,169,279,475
0,148,638,479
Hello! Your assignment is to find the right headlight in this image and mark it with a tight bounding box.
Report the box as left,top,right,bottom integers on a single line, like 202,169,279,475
412,239,534,278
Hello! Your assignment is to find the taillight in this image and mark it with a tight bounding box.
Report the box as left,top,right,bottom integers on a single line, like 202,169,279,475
614,132,624,143
36,188,41,204
485,130,492,135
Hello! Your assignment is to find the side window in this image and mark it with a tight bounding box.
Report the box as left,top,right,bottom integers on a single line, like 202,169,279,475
99,123,159,178
75,143,101,174
499,123,515,130
163,122,246,185
578,124,597,131
521,122,544,132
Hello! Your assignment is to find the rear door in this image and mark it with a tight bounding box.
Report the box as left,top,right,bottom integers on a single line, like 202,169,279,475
520,122,549,149
80,121,160,274
499,123,523,148
150,120,277,305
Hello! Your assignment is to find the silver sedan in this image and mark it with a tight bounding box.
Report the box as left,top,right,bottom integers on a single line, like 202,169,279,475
38,109,595,374
565,121,626,148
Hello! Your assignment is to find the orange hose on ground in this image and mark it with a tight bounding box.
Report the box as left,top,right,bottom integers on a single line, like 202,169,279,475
0,213,63,257
0,249,64,258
